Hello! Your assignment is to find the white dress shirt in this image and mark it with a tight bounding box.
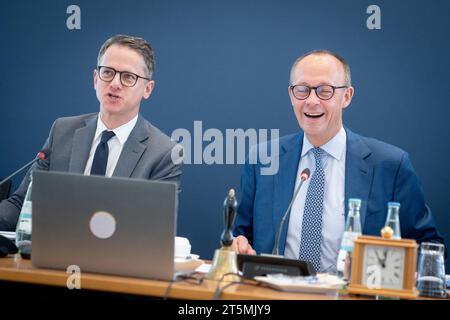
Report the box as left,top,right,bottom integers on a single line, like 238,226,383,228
284,126,347,273
84,114,138,177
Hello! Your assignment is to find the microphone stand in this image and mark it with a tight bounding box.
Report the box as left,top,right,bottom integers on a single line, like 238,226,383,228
237,168,316,278
0,158,39,186
0,150,48,186
271,171,309,255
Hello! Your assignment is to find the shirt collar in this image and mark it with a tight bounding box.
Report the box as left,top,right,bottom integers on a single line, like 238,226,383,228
94,114,138,145
301,126,347,161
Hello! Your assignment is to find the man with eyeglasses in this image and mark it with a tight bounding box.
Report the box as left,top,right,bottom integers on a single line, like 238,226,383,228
0,35,181,231
232,50,444,273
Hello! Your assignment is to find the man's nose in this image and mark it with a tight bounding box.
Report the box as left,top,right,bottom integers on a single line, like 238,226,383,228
305,88,321,105
110,73,122,88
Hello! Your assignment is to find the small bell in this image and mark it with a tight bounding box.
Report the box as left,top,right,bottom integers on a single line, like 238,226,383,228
206,189,240,282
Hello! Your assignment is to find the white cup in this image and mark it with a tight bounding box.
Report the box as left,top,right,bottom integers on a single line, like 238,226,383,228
175,236,191,259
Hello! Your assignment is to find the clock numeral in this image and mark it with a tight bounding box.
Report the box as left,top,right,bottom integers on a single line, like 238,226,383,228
366,265,382,289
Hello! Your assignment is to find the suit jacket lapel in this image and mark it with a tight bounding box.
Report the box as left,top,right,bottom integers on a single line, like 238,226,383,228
344,128,373,229
273,133,303,255
113,115,149,178
69,115,97,173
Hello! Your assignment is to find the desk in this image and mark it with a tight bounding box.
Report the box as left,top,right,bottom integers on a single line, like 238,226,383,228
0,255,366,300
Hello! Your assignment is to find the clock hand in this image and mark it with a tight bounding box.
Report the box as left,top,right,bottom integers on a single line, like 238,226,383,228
375,250,386,268
382,250,388,267
375,250,384,267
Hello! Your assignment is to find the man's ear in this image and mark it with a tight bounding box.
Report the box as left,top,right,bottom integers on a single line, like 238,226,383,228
93,69,98,90
143,80,155,99
342,86,354,109
288,86,296,106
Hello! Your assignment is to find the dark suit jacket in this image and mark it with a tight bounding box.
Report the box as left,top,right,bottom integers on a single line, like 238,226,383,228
0,113,182,231
234,128,445,255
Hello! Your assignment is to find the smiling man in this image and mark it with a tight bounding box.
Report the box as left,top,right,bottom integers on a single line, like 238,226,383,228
0,34,181,231
233,50,444,273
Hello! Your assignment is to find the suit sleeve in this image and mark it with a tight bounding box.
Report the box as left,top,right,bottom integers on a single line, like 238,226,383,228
148,145,183,192
394,152,446,250
0,122,54,231
234,152,257,245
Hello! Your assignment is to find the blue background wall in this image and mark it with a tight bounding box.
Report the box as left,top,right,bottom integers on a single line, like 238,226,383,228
1,0,449,269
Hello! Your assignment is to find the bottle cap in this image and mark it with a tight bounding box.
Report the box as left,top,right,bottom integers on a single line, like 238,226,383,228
348,198,362,207
387,202,401,208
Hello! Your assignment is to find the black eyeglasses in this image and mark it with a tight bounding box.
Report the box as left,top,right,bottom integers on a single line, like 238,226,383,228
97,66,150,87
290,84,348,100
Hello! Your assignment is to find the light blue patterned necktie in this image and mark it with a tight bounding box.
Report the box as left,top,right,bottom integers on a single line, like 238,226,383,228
298,147,325,272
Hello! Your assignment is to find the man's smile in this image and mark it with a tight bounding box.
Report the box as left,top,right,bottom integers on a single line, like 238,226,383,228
304,112,325,118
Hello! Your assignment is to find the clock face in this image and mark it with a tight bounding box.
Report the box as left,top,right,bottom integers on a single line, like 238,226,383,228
362,245,405,290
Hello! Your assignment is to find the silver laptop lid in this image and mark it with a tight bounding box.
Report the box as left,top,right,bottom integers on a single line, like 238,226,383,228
31,171,177,281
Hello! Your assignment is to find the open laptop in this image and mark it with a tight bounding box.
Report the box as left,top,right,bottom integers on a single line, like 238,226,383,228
31,170,177,281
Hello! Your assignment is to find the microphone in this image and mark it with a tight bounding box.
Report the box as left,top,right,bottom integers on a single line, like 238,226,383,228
271,168,310,255
237,168,315,279
0,149,50,186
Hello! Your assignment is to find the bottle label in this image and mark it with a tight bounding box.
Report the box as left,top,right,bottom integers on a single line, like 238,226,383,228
336,249,347,272
340,231,360,252
17,200,32,234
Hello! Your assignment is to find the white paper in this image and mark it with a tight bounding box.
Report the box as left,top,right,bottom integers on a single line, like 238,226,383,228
254,273,345,294
195,263,212,274
0,231,16,241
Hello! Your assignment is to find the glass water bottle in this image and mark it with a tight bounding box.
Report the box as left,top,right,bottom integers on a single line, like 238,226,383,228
337,198,362,281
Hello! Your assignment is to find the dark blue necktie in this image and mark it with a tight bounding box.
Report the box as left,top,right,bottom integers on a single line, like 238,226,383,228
298,147,325,272
90,130,115,176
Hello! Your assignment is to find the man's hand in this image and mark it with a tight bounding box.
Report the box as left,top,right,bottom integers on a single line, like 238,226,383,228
231,235,256,255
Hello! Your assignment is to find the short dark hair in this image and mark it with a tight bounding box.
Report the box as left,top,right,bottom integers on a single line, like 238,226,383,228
289,49,351,86
98,34,155,78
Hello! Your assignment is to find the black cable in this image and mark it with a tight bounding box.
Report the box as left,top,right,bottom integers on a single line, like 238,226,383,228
212,279,240,300
163,272,205,300
163,278,176,300
212,272,261,300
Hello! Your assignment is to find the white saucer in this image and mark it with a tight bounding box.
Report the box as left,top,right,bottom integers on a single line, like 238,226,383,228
174,254,203,273
174,254,199,261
